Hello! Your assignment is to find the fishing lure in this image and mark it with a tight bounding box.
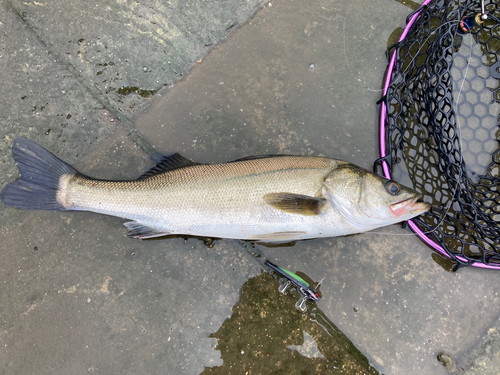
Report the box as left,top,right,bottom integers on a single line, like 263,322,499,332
238,240,322,312
264,260,320,312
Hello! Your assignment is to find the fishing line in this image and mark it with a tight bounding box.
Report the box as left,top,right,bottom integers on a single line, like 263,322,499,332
358,19,473,239
430,26,471,232
342,0,387,92
379,0,500,268
327,25,472,239
341,3,462,92
357,5,474,239
388,19,462,86
342,5,481,242
340,3,463,237
361,20,465,93
359,20,464,93
342,0,355,77
390,28,472,238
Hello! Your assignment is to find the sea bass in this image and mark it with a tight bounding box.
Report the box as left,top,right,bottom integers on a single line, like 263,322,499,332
0,137,430,242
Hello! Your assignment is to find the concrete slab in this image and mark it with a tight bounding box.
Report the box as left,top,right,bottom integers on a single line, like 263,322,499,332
134,0,500,374
0,1,119,179
0,0,267,373
134,0,393,166
2,0,500,374
458,319,500,374
8,0,267,120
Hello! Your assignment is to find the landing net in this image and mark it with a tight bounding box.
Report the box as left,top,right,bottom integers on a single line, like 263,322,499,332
378,0,500,269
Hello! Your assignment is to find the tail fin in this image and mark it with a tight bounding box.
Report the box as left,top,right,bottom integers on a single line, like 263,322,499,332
0,137,77,211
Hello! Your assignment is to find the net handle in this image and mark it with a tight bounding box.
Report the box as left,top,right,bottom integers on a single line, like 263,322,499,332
378,0,500,269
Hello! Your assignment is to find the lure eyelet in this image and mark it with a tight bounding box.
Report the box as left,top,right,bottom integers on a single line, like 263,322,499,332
385,180,401,195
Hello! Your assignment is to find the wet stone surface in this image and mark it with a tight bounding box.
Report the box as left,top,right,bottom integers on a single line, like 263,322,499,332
0,3,116,182
202,271,378,374
8,0,268,119
438,352,457,373
2,0,500,374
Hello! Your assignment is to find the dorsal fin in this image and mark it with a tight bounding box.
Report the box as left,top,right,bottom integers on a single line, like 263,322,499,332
138,153,200,179
229,154,289,163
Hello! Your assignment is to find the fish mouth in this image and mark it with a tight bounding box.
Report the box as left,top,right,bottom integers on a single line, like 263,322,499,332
390,194,431,217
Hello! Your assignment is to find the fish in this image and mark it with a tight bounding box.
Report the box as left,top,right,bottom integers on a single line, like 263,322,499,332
0,137,430,242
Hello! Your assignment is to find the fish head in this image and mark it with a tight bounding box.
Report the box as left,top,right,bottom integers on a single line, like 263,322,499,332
324,163,430,230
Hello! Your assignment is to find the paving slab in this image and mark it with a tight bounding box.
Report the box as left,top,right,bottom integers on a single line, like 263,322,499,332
0,0,267,373
0,1,119,179
458,319,500,374
8,0,267,121
134,0,500,374
2,0,500,374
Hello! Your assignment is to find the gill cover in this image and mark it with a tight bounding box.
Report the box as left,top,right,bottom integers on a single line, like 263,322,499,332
322,164,368,230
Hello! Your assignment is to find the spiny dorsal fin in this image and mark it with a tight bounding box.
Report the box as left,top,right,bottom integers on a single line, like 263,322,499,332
264,193,326,216
139,153,200,179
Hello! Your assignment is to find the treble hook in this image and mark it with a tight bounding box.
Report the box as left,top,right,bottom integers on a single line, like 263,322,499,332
295,296,309,312
279,280,292,295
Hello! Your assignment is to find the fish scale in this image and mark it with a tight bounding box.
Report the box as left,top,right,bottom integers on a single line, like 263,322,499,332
0,138,430,241
64,157,338,239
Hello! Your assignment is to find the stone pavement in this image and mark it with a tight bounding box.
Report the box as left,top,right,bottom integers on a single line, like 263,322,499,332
1,0,500,374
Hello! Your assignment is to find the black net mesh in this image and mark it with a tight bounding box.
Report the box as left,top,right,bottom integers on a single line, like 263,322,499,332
380,0,500,267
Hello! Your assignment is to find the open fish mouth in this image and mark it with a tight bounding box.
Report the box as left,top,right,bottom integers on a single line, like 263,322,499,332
390,194,431,217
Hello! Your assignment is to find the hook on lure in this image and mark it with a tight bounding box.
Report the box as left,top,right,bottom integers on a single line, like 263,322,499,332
264,260,320,312
237,240,322,312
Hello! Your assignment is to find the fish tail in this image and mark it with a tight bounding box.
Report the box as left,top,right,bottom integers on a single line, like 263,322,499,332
0,137,77,211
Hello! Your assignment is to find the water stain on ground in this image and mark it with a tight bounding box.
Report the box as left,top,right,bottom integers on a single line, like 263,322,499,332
203,271,378,374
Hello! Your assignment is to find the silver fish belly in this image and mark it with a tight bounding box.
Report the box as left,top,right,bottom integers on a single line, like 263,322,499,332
0,138,430,241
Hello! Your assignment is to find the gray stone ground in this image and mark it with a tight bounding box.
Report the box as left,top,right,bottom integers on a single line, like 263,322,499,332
1,0,500,374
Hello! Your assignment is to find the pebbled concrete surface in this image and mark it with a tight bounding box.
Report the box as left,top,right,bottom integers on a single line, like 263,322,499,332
8,0,267,119
0,1,117,178
1,0,500,374
457,322,500,375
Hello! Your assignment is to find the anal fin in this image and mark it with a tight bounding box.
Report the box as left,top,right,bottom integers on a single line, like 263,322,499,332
124,221,170,239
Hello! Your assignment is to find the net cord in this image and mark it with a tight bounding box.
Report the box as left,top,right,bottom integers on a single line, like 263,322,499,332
378,0,500,269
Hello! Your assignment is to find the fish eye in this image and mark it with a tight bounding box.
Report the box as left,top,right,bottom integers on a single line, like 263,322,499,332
385,180,401,195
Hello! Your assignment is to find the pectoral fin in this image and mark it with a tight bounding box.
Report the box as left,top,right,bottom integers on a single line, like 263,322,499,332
124,221,170,239
264,193,326,216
